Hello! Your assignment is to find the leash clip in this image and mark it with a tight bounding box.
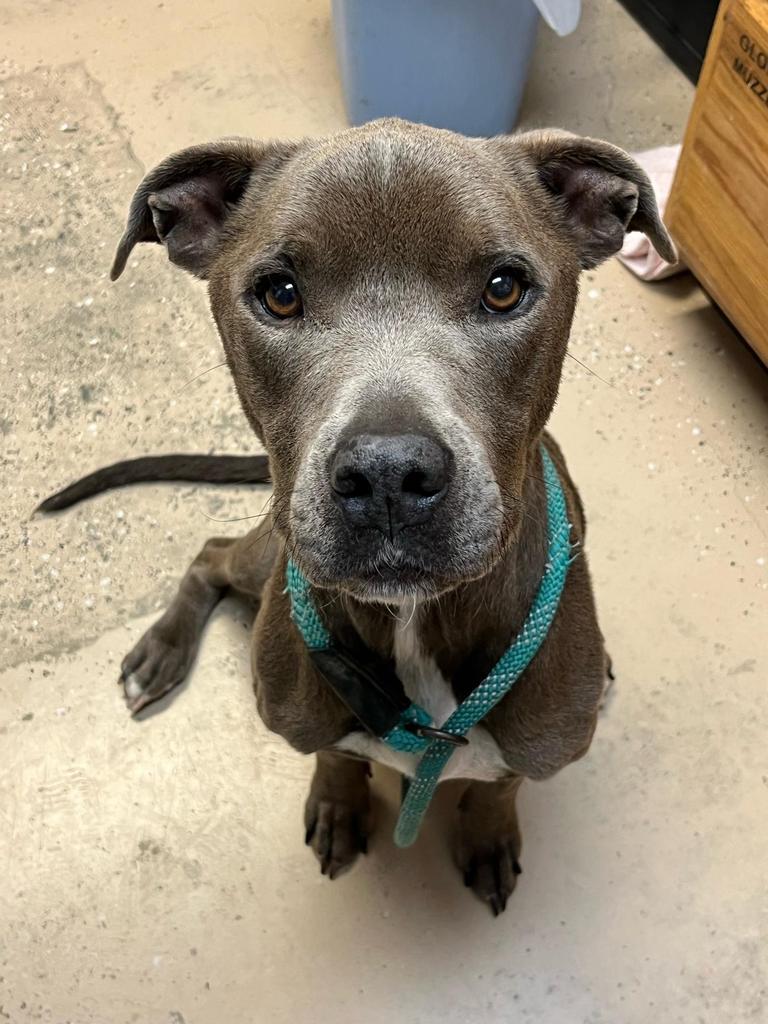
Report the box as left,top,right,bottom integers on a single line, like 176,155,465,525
404,722,469,747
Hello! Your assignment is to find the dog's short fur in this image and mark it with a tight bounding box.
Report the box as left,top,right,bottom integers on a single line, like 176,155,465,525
49,119,673,914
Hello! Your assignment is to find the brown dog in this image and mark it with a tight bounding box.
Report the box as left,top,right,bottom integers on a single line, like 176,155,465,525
41,119,673,915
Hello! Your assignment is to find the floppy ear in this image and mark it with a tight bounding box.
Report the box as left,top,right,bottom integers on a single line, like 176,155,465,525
497,130,676,269
110,138,299,281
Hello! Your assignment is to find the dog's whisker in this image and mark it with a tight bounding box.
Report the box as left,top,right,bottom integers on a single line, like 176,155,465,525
198,490,290,525
199,511,269,524
565,349,614,388
198,498,283,524
391,593,419,629
177,360,228,393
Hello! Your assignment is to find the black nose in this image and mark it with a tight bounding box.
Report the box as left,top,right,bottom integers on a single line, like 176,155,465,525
330,433,450,537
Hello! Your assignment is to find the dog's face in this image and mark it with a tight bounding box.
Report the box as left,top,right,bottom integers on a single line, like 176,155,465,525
113,119,672,602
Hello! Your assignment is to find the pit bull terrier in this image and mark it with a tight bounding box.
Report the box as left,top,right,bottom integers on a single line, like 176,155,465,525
40,118,673,914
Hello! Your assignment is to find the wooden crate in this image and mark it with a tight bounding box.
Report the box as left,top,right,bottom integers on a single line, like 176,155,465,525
666,0,768,363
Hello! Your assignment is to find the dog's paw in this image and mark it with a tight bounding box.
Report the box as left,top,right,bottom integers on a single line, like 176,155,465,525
119,629,195,713
460,841,522,916
304,797,370,880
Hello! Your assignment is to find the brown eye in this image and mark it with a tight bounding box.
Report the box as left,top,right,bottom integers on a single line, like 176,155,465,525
259,274,303,319
481,268,524,313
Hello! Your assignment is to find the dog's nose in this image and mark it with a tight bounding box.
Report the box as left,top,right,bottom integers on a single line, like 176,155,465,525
330,433,450,536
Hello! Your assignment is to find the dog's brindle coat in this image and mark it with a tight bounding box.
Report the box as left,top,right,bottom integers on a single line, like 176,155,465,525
59,119,674,914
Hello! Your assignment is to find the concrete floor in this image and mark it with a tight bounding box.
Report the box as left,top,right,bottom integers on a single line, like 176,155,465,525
1,1,767,1022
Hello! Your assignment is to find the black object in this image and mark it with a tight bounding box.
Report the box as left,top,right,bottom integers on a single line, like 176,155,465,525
309,646,468,746
309,646,411,738
405,723,469,746
617,0,720,82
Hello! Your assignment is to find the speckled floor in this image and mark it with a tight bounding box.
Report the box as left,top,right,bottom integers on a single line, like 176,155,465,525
1,2,767,1022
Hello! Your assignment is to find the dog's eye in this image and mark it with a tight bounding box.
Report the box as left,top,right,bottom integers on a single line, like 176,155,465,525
257,274,303,319
481,268,524,314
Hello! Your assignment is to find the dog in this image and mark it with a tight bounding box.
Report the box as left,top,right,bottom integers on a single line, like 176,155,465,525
40,118,673,915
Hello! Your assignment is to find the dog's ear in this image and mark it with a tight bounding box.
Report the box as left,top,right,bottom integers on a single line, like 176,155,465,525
110,138,299,281
494,130,676,269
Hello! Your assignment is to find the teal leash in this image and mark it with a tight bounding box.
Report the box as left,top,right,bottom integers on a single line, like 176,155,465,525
286,444,573,848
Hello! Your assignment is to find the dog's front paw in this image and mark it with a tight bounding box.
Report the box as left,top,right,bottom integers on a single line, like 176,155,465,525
119,627,195,713
454,778,523,916
304,754,372,880
458,840,522,917
304,797,370,880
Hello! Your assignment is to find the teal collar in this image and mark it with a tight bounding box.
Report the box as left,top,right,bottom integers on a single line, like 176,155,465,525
286,444,572,847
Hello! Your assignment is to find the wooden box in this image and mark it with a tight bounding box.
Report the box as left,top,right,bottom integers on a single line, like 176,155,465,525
666,0,768,363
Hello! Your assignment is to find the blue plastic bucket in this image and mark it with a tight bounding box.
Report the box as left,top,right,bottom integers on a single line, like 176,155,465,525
332,0,541,136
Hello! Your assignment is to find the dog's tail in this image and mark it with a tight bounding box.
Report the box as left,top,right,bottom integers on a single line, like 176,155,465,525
35,453,271,513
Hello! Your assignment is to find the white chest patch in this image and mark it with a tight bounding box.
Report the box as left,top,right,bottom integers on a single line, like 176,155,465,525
334,616,510,782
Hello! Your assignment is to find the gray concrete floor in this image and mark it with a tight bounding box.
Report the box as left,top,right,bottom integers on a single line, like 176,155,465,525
1,2,767,1022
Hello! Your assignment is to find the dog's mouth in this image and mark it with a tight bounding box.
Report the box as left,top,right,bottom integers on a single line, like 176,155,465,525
288,539,436,602
340,553,439,604
288,525,505,605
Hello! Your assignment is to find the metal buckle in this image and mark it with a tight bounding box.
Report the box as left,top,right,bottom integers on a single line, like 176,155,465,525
404,722,469,747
